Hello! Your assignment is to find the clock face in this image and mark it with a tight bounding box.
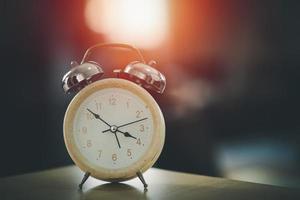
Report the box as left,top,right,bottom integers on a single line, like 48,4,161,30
64,78,165,180
72,87,154,170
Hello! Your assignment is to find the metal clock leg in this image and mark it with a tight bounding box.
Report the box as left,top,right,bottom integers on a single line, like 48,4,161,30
79,172,91,190
136,171,148,191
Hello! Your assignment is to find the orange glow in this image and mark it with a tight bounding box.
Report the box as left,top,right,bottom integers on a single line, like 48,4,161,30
85,0,169,49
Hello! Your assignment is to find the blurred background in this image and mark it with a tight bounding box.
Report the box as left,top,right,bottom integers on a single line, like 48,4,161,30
1,0,300,188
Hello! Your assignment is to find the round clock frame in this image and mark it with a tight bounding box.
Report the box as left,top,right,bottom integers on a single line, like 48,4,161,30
64,78,165,182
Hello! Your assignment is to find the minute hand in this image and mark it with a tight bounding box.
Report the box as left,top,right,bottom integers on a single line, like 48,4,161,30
102,117,148,133
87,108,111,127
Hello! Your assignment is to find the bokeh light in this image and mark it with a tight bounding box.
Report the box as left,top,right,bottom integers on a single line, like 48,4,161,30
85,0,169,49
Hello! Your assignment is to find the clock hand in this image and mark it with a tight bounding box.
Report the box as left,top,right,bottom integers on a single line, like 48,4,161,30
113,132,121,148
117,130,137,140
86,109,120,148
86,108,111,127
102,117,148,133
118,117,148,129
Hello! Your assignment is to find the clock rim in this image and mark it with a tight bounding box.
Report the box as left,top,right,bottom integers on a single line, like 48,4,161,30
63,78,165,182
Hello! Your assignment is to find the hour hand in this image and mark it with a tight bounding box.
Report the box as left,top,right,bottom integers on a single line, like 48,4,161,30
117,130,137,140
86,108,111,127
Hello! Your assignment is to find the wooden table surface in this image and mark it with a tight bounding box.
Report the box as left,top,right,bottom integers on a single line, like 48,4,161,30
0,165,299,200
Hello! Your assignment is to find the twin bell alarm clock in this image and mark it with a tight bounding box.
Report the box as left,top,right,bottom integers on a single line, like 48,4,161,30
61,43,166,190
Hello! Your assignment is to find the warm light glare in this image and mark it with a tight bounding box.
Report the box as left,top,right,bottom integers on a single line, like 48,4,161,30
85,0,169,49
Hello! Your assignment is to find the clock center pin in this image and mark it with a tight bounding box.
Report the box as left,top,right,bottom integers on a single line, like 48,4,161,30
110,125,118,133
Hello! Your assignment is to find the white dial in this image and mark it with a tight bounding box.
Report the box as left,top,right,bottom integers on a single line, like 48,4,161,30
73,88,153,169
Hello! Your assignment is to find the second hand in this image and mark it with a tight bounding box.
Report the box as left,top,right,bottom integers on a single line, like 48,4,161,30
102,117,148,133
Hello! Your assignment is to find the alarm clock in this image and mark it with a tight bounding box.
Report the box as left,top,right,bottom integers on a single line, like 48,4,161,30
62,43,166,190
